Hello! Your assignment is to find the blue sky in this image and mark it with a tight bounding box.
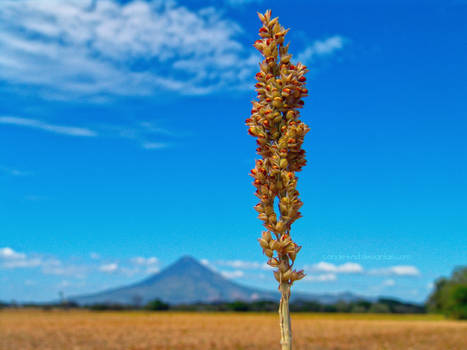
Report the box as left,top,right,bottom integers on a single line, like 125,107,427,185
0,0,466,303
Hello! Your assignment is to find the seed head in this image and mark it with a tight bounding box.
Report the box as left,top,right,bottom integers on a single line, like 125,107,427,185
247,10,310,287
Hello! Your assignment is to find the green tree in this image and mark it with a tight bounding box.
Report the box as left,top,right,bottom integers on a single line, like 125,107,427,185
426,266,467,319
427,277,448,312
369,303,390,313
442,284,467,319
145,299,169,311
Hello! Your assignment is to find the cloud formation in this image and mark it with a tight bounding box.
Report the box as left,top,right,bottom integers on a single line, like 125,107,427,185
131,256,159,266
307,261,364,274
99,263,119,273
0,116,97,137
0,247,42,268
297,36,345,65
368,265,420,277
0,1,346,101
211,259,420,283
304,273,337,282
0,0,257,99
0,116,174,149
0,166,30,176
0,247,26,260
221,270,245,279
216,259,270,270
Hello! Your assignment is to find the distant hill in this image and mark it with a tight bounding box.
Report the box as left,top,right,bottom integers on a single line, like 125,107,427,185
69,256,365,305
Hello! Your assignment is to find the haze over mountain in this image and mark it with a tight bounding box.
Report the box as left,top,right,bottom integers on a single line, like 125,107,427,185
70,256,364,305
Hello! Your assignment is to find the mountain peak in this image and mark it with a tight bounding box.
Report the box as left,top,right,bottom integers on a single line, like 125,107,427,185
175,255,201,265
69,255,365,306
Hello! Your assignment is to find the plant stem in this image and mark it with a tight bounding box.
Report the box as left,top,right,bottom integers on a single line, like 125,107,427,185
279,282,292,350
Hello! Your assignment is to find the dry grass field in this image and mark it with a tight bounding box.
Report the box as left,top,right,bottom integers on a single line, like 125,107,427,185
1,309,466,350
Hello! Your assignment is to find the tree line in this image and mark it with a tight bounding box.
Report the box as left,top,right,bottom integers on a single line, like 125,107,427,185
2,266,465,318
1,297,425,314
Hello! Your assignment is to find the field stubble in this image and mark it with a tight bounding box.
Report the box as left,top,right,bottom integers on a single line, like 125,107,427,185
0,310,466,350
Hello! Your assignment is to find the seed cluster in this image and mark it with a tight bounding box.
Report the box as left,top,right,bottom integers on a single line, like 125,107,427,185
246,10,309,287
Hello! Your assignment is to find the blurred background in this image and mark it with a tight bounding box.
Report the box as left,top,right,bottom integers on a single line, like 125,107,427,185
0,0,465,310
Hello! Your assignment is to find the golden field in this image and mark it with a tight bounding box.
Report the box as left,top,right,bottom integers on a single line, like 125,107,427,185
0,309,466,350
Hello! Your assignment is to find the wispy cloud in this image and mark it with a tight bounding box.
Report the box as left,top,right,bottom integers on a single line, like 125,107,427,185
383,278,396,287
130,256,160,273
305,261,420,277
0,0,258,99
0,1,346,100
221,269,244,279
225,0,262,6
131,256,159,266
304,273,337,282
42,262,88,278
297,35,345,65
99,263,119,273
100,121,175,150
0,247,26,260
216,259,270,270
0,247,41,268
0,247,57,270
1,247,162,280
0,116,97,137
1,116,176,149
0,166,30,176
141,142,170,150
89,252,100,260
306,261,364,274
368,265,420,277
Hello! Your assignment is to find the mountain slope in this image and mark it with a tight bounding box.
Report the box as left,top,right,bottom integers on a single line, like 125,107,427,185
70,256,277,305
69,256,363,305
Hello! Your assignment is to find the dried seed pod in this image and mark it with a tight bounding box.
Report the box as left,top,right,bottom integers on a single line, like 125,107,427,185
248,11,308,312
258,238,269,249
268,258,280,267
264,248,274,258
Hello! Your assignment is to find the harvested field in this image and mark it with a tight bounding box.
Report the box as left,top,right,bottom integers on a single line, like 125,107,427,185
0,309,465,350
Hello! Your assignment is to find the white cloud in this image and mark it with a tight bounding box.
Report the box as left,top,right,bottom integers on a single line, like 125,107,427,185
118,267,141,277
382,278,396,287
0,247,26,260
131,256,159,266
58,280,71,288
99,263,119,273
102,122,175,150
369,265,420,277
221,270,244,279
145,266,160,274
305,261,419,277
90,252,100,260
226,0,262,5
1,116,175,149
142,142,169,150
307,261,363,274
297,35,345,64
130,256,160,274
0,166,30,176
304,273,337,282
42,264,87,278
0,116,97,137
0,0,258,99
0,247,76,273
0,247,43,268
216,259,271,270
4,258,43,268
